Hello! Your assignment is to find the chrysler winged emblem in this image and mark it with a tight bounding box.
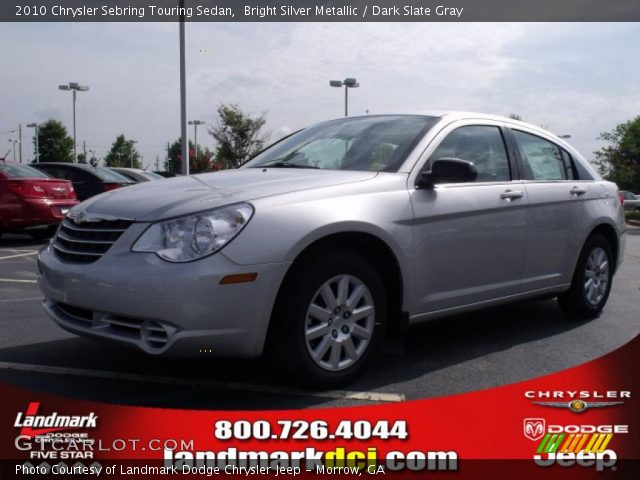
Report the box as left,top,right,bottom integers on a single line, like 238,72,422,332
523,418,546,441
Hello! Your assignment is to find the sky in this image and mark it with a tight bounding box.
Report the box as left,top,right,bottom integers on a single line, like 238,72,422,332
1,22,639,169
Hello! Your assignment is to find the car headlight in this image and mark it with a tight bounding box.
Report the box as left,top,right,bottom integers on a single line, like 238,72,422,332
132,203,254,262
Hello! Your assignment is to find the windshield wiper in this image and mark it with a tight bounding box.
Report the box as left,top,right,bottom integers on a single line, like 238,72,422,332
262,162,320,169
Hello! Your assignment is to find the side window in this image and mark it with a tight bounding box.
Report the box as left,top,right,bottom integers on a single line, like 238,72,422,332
428,126,511,182
41,167,67,180
561,149,577,180
513,130,568,181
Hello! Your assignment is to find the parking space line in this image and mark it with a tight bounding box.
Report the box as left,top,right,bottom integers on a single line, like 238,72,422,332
0,361,405,403
0,296,42,303
0,279,38,284
0,249,39,253
0,252,38,261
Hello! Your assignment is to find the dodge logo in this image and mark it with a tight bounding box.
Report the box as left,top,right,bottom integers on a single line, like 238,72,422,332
524,418,546,441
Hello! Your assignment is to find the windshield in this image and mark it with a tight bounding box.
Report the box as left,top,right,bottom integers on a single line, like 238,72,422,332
0,162,50,179
244,115,438,172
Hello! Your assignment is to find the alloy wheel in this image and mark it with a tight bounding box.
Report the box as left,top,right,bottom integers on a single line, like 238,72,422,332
304,274,375,371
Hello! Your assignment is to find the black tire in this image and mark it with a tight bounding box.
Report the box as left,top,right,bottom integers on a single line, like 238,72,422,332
558,234,613,318
268,250,387,387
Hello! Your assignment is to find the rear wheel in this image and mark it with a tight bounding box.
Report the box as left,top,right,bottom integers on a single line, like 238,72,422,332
558,234,613,318
269,250,387,387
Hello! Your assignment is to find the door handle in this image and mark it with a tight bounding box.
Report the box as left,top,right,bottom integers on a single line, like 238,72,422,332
570,186,587,196
500,190,524,200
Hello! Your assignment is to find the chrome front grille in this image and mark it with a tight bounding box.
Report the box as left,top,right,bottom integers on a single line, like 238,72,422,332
52,217,132,263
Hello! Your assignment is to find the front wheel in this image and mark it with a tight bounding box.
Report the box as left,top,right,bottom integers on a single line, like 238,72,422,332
558,234,613,318
270,251,387,387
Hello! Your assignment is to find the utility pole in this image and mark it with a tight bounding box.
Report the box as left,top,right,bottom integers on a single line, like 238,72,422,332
18,123,22,163
27,123,39,162
83,140,87,163
59,82,90,163
188,120,205,164
179,0,188,175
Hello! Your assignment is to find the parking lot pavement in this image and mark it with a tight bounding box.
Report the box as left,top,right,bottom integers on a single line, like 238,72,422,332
0,232,639,410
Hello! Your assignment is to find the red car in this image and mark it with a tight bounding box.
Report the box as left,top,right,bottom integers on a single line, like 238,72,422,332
0,161,79,239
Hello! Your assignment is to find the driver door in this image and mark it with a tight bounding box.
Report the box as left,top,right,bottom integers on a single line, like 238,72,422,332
409,123,527,318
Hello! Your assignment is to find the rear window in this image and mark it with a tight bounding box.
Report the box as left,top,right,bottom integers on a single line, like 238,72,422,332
77,165,131,182
140,171,164,180
0,162,50,179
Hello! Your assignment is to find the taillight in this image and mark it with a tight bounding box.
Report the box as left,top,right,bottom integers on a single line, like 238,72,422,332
4,180,48,199
102,182,124,192
617,190,624,206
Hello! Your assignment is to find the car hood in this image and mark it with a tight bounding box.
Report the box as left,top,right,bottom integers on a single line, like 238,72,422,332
75,169,377,222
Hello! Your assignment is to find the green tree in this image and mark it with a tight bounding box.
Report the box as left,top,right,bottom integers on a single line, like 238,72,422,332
77,152,87,164
36,120,74,163
104,135,141,168
507,113,523,121
209,104,270,168
164,139,219,174
594,116,640,191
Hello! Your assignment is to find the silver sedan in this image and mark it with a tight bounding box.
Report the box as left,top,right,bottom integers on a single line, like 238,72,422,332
37,112,626,385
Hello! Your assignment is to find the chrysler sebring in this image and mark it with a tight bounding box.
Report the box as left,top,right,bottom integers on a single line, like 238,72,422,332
37,113,626,385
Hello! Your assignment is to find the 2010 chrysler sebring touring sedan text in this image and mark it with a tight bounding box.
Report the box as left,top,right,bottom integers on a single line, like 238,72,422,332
37,113,626,385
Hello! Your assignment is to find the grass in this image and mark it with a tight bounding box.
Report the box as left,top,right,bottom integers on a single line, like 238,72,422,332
625,210,640,222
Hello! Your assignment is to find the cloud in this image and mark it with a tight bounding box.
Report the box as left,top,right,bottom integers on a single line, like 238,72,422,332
1,22,638,164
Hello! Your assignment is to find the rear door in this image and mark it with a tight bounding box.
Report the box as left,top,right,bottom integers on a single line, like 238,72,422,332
509,129,592,290
409,122,527,317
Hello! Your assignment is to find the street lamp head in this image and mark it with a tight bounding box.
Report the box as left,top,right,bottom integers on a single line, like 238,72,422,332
77,85,90,91
58,85,70,91
343,78,359,87
329,80,343,87
26,123,37,128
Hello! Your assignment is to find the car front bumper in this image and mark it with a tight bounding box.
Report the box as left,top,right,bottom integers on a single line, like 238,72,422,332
37,226,290,358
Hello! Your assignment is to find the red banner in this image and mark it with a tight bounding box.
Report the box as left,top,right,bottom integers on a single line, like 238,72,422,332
1,335,638,478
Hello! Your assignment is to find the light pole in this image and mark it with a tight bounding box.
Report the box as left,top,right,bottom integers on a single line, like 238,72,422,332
59,82,90,163
8,139,19,161
27,123,39,163
329,77,359,117
128,140,138,168
188,120,205,163
179,0,188,175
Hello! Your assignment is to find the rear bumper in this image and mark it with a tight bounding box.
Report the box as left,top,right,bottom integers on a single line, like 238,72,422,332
1,198,77,230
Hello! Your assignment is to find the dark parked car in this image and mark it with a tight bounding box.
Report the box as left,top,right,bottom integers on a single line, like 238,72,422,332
0,161,78,238
31,163,132,201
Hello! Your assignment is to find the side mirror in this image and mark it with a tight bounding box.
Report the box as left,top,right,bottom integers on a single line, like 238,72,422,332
417,158,478,188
